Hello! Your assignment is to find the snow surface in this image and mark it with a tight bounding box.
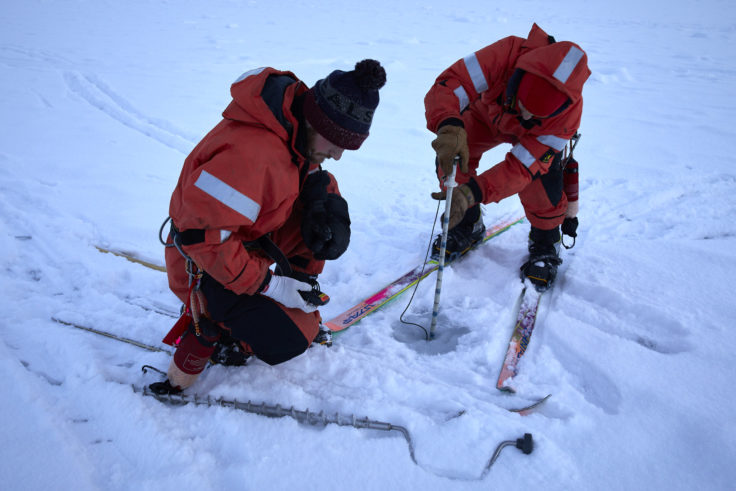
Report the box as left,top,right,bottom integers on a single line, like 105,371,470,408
2,1,736,489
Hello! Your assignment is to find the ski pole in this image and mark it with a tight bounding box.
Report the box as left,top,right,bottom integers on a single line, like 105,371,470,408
429,157,458,339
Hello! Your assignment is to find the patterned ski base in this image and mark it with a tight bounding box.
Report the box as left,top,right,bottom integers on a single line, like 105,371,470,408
496,284,542,393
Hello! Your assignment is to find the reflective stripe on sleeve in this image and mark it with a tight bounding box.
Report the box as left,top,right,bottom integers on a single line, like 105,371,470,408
454,85,470,111
194,170,261,223
553,46,584,84
537,134,568,151
463,53,489,94
511,144,536,169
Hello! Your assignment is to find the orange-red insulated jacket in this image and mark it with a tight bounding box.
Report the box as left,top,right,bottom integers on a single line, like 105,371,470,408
165,68,336,303
425,24,591,204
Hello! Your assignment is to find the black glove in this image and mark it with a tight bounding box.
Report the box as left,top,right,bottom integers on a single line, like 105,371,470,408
561,216,578,249
300,171,351,260
302,194,351,260
561,216,578,238
301,170,330,204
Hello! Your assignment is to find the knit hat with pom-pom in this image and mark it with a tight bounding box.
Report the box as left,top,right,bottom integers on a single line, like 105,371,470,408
304,59,386,150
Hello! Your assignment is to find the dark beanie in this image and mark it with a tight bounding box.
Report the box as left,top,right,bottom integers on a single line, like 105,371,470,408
303,59,386,150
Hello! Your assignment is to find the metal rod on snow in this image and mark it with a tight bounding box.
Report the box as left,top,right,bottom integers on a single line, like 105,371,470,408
134,384,537,478
134,384,417,463
481,433,534,478
429,158,458,339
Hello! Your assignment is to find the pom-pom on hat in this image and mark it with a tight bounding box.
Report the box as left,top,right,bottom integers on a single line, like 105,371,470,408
517,72,569,117
304,59,386,150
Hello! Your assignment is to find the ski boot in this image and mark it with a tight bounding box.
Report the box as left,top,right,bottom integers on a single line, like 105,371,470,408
210,332,251,366
312,323,333,347
520,227,563,291
432,204,485,260
148,379,182,396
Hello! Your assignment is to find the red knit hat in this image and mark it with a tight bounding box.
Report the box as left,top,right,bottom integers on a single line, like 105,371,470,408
517,72,568,117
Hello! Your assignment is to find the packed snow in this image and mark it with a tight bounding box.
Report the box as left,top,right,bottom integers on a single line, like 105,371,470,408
2,1,735,489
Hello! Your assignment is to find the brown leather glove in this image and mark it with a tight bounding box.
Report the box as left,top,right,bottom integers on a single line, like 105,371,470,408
431,125,469,175
431,184,476,229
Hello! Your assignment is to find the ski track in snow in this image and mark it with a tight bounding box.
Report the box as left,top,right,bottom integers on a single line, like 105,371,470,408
62,71,196,154
1,45,197,154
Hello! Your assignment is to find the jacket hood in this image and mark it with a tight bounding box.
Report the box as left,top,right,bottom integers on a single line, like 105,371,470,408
515,38,591,104
223,67,307,143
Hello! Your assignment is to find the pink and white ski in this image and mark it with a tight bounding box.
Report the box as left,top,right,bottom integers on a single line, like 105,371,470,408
324,216,525,333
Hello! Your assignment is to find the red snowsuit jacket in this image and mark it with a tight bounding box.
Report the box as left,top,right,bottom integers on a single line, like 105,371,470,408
424,24,591,204
165,68,336,303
